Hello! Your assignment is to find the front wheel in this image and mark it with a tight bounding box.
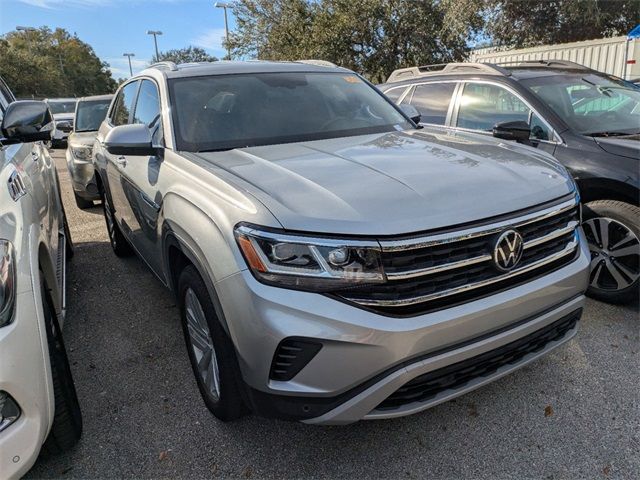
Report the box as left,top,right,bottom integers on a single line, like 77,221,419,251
41,281,82,454
74,192,94,210
178,265,247,421
582,200,639,304
101,191,133,257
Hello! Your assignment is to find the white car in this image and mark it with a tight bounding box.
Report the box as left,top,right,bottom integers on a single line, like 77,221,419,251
1,79,81,479
44,98,77,147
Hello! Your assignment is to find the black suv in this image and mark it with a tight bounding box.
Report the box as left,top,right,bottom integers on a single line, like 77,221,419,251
380,60,639,304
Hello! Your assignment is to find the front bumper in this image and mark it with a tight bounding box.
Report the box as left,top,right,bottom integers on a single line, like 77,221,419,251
0,290,53,479
214,229,590,424
65,149,99,200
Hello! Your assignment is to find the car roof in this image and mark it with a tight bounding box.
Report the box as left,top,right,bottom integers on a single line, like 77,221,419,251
77,94,113,102
45,97,77,102
142,60,350,79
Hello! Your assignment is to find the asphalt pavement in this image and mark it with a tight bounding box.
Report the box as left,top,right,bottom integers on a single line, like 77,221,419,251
26,149,639,479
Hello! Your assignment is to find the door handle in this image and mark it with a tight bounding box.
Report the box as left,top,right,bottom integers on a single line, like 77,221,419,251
116,156,127,167
31,151,39,162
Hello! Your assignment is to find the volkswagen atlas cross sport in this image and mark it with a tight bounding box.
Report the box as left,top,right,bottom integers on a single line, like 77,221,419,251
0,77,81,479
66,94,113,209
380,60,640,304
93,60,589,425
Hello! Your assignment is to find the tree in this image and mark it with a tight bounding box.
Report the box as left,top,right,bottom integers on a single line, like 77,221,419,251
0,27,117,98
152,46,218,64
228,0,483,82
485,0,640,49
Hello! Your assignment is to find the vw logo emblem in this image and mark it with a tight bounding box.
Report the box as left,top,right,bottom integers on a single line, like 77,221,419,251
493,229,524,272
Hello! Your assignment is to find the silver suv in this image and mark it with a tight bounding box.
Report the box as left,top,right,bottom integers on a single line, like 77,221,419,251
94,61,590,425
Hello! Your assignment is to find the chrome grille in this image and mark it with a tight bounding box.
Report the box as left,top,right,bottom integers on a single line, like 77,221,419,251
336,197,580,316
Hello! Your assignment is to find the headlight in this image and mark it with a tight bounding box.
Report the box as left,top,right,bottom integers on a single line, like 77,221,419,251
70,145,93,161
0,241,16,328
234,225,385,291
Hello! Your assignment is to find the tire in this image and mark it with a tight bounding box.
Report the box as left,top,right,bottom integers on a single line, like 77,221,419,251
73,192,94,210
178,265,247,421
101,190,133,257
41,281,82,455
582,200,640,304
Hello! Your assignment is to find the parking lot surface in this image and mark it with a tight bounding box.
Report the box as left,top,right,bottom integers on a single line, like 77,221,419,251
26,149,639,479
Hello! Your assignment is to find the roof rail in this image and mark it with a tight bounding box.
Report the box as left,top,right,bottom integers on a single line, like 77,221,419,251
149,61,178,71
386,62,510,83
297,59,337,67
492,59,593,71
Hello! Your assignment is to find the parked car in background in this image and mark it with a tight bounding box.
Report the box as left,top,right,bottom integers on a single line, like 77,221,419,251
94,60,589,425
66,94,113,209
0,79,81,479
44,98,77,147
380,60,640,304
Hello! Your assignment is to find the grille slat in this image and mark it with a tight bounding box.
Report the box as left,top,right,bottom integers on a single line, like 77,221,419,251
336,198,580,316
375,309,581,411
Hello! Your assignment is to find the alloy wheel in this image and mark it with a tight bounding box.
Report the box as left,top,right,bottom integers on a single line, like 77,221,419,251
184,287,221,401
583,217,640,291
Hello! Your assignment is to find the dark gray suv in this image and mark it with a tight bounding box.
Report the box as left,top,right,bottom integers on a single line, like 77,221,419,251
380,60,640,304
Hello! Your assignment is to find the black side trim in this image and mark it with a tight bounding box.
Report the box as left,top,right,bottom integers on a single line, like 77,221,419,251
270,338,322,381
242,301,583,421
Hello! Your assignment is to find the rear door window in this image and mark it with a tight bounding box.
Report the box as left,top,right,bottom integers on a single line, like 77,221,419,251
111,81,139,126
406,83,456,125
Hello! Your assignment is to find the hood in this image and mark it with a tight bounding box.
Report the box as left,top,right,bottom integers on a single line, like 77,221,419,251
594,135,640,160
68,131,97,146
192,129,575,235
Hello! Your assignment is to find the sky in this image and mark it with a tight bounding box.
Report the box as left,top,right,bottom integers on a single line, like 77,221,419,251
0,0,237,78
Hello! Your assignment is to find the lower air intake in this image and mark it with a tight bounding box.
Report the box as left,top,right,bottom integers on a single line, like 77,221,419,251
269,338,322,381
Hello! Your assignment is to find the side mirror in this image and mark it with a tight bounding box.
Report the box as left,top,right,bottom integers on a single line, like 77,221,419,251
104,124,158,156
492,121,531,142
1,101,53,144
400,104,421,124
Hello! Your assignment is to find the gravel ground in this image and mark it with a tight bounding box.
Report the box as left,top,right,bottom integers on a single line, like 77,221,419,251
26,149,639,479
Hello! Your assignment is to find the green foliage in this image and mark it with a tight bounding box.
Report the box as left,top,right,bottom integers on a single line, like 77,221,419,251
152,46,218,64
485,0,640,48
228,0,484,82
0,27,117,98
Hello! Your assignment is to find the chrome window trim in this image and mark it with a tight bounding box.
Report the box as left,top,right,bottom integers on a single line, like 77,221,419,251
346,232,579,307
450,79,563,145
379,195,578,252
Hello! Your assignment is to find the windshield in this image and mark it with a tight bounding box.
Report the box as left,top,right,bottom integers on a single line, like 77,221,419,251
75,99,111,132
48,100,77,115
520,73,640,136
168,72,413,152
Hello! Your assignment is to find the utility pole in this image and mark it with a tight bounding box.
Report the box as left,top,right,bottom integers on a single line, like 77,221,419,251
214,2,232,60
123,53,135,76
146,30,163,61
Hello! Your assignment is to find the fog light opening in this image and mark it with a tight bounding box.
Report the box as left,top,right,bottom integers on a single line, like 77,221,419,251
0,391,21,433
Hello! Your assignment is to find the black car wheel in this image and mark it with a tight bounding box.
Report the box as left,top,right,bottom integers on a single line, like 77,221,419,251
583,200,639,304
101,191,133,257
73,192,94,210
41,280,83,455
178,265,247,421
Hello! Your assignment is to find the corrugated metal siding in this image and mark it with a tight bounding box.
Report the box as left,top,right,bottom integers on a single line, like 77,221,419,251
470,36,640,79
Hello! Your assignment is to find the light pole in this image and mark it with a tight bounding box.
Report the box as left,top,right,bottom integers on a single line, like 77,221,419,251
146,30,163,61
214,2,232,60
16,26,36,54
123,53,135,76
